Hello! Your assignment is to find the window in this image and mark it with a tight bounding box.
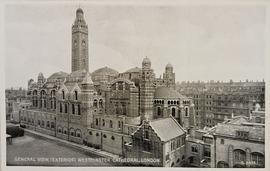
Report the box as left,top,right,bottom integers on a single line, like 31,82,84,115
143,141,151,152
109,120,113,128
46,121,50,128
204,146,211,157
236,131,249,139
157,107,161,116
99,99,103,108
220,139,224,144
60,103,62,113
74,91,78,100
191,145,198,153
234,149,246,163
72,104,75,114
172,108,176,117
103,134,107,138
89,131,92,135
185,108,189,116
94,99,98,108
51,122,55,128
65,104,68,113
95,118,99,126
118,121,121,128
62,90,65,99
78,104,81,115
251,152,264,166
111,136,115,140
102,119,105,126
144,130,149,139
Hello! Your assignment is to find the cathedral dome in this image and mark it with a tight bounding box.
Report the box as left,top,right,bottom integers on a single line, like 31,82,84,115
48,71,68,80
91,67,119,83
92,67,119,77
124,67,141,73
154,86,184,99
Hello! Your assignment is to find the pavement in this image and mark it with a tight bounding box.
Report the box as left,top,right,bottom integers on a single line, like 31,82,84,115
24,128,120,159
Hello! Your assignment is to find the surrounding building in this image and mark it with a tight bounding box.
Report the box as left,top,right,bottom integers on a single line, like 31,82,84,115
5,87,28,122
177,80,265,128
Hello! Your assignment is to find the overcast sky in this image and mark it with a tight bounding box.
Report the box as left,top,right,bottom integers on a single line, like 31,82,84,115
5,3,266,88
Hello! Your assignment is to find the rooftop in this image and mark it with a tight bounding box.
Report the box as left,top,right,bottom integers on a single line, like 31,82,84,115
149,117,185,142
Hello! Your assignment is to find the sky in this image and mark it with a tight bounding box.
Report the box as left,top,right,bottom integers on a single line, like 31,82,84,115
5,3,266,88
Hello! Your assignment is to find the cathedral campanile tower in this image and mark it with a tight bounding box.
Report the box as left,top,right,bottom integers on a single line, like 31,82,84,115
72,8,89,72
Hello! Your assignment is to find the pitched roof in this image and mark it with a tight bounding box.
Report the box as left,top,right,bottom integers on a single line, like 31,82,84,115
149,117,185,142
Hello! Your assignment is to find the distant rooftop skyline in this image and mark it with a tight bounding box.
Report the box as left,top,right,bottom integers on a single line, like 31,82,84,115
5,4,265,88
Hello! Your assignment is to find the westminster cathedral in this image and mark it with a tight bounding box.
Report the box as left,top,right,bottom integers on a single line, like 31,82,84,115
20,8,196,167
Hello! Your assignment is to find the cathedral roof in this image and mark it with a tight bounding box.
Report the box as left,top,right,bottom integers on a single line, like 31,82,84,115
154,86,185,99
92,67,119,77
124,67,141,73
48,71,68,80
149,117,185,142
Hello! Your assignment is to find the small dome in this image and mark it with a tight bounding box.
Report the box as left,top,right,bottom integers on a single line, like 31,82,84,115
76,8,84,14
142,56,151,65
166,63,173,69
38,72,44,78
154,86,184,99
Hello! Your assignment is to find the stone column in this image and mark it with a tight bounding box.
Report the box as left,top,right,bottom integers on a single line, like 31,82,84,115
228,145,234,167
246,148,251,167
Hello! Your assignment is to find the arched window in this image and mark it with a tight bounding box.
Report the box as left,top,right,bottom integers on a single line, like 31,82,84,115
234,149,246,164
157,107,161,116
62,90,65,99
95,118,99,126
65,104,68,113
60,103,62,113
76,129,81,138
172,108,176,117
185,108,189,116
72,104,75,114
78,104,81,115
94,99,98,108
70,128,75,136
102,119,105,126
58,126,62,133
63,127,68,134
74,91,78,100
99,99,103,108
251,152,264,167
110,120,113,128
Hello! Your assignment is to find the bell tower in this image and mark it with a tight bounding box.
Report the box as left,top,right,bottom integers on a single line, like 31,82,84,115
140,57,155,121
72,8,89,72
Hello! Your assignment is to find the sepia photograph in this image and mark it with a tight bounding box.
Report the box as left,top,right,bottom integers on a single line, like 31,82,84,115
1,0,269,170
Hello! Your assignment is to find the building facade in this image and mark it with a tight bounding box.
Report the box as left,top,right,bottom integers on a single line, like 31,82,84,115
18,8,196,166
